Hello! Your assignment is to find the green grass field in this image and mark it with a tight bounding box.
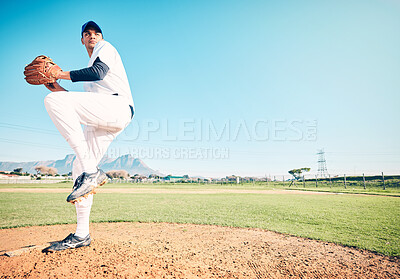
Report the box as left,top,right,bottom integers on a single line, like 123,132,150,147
0,190,399,257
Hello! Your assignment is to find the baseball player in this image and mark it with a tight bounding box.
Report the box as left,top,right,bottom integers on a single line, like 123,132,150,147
30,21,134,252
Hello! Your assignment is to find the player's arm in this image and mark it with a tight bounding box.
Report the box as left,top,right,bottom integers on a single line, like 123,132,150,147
57,71,71,80
69,57,109,82
48,57,108,91
54,57,109,82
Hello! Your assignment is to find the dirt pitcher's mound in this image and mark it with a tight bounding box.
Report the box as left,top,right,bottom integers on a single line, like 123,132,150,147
0,223,399,278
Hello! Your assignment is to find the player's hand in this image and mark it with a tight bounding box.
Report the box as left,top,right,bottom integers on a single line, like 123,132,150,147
44,82,68,92
24,55,62,85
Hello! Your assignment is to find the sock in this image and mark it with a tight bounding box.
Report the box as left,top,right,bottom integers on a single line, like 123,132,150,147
74,194,93,238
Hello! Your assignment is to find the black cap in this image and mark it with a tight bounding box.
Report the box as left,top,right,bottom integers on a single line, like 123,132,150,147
81,21,102,36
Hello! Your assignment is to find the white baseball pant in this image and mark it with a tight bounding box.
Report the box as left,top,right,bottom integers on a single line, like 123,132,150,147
44,91,132,237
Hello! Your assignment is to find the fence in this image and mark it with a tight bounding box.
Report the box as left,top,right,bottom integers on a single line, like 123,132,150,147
1,173,399,189
285,173,400,189
0,178,71,184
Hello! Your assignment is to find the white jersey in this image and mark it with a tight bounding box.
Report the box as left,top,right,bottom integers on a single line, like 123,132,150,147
83,40,134,108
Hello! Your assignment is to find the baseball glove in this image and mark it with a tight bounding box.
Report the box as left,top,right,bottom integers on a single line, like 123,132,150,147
24,55,62,85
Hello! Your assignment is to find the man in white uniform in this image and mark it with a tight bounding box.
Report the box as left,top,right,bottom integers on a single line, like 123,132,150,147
42,21,134,252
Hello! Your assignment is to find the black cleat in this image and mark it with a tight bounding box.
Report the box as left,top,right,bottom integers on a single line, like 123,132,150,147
67,168,108,203
42,233,91,253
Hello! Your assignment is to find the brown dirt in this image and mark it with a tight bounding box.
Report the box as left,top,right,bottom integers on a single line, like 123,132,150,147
0,223,399,278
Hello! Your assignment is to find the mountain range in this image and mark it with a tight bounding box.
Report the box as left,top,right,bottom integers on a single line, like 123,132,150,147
0,154,161,176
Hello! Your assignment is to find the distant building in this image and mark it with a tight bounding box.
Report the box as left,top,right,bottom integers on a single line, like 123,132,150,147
163,175,184,183
0,173,31,180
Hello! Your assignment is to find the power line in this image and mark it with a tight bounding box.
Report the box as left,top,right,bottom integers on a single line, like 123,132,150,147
0,122,59,135
0,137,70,151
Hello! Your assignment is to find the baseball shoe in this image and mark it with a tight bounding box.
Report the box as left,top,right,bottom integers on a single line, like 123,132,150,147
42,233,91,253
67,168,108,203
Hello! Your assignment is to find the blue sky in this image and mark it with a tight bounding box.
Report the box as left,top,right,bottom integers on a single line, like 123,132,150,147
0,0,399,177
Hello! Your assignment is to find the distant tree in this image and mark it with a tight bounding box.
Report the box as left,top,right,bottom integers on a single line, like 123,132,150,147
13,168,23,173
106,170,129,179
34,166,58,176
288,168,310,180
48,167,58,175
183,175,189,179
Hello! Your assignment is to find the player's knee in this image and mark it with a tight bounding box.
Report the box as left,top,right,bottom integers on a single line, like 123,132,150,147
44,92,64,109
44,93,56,109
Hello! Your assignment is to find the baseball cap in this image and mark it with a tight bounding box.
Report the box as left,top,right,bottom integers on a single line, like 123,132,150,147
81,21,102,36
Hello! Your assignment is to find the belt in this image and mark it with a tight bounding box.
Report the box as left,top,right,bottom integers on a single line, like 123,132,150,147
113,93,134,119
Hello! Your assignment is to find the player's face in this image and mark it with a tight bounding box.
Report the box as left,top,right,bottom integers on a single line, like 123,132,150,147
81,29,103,50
